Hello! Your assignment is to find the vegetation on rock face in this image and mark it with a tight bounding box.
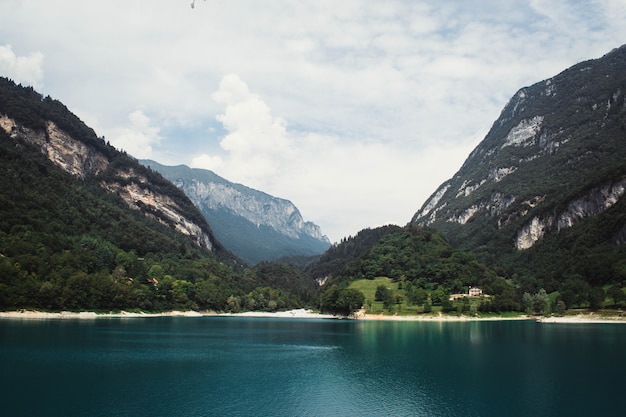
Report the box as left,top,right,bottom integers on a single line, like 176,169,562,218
408,45,626,312
3,45,626,317
0,78,319,313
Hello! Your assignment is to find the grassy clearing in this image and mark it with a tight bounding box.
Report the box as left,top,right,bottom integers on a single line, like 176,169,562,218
348,277,424,315
348,277,395,301
348,276,489,316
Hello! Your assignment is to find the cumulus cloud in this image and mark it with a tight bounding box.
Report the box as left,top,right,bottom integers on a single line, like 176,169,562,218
190,75,477,241
0,44,44,88
105,111,163,159
190,153,223,171
3,1,626,240
191,75,293,186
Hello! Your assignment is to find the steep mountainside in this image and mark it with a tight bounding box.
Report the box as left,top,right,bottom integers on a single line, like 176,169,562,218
141,160,330,265
305,225,402,284
0,78,324,312
411,45,626,291
0,78,228,257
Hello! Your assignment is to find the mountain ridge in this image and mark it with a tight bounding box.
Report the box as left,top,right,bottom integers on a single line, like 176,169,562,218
411,44,626,292
142,160,330,265
0,77,325,312
0,77,234,259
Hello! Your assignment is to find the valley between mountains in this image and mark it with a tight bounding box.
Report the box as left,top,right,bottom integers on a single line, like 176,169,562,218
2,45,626,319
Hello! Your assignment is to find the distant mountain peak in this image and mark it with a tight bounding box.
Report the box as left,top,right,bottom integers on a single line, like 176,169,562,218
142,160,330,264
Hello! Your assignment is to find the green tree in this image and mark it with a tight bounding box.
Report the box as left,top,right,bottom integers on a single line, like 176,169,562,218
407,287,427,306
607,286,625,306
335,289,365,316
375,285,391,302
430,288,446,306
560,276,590,308
441,297,455,313
522,292,534,314
588,287,605,310
533,289,550,316
148,264,165,281
320,286,364,316
226,295,241,313
320,285,341,313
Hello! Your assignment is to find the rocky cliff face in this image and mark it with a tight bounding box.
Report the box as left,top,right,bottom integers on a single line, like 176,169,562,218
181,178,327,241
0,116,108,178
142,160,330,264
412,45,626,255
0,114,217,252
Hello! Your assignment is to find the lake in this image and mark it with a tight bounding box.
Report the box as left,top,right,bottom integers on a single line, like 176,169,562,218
1,317,625,416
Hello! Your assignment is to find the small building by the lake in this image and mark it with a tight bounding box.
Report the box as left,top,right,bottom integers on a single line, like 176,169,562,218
468,287,483,297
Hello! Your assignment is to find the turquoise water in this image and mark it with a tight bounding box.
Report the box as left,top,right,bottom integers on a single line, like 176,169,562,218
1,317,625,416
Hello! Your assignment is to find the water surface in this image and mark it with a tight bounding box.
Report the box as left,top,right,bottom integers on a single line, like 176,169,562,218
1,317,624,416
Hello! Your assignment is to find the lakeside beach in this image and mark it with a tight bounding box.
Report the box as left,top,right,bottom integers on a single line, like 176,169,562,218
2,309,625,323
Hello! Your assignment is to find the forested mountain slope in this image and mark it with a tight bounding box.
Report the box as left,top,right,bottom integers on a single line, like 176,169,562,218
411,44,626,295
305,225,402,283
0,78,227,256
0,78,316,311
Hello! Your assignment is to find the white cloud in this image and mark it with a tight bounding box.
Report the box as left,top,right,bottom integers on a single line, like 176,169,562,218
105,111,163,159
0,44,44,88
195,74,294,185
190,153,223,171
2,0,626,240
190,75,479,241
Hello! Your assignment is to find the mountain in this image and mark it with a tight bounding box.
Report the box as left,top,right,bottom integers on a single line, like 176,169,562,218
141,160,331,265
411,45,626,295
305,224,402,284
0,78,231,258
1,77,322,312
313,224,520,315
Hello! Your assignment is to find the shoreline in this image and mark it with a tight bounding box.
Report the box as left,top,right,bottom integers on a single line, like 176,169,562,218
0,309,335,320
1,309,625,323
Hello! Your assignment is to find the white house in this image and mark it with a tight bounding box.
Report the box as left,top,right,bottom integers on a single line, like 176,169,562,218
468,287,483,297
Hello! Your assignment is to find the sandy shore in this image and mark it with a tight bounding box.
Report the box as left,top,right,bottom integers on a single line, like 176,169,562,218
0,310,208,319
1,309,624,323
357,312,531,322
536,314,626,324
0,309,334,320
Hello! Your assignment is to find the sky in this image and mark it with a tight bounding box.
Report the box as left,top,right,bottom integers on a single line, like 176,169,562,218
1,0,626,242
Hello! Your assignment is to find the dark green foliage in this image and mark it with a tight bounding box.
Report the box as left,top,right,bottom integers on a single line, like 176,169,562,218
316,224,521,312
375,285,391,302
411,45,626,295
330,225,500,294
0,78,315,312
319,285,364,316
406,286,427,306
305,225,401,280
588,287,606,310
607,286,626,306
252,261,320,306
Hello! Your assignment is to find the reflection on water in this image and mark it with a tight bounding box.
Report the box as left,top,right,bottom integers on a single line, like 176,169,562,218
1,317,625,416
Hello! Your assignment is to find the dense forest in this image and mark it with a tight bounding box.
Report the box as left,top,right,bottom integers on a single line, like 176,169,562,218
407,45,626,314
317,225,521,315
0,128,324,312
1,76,625,317
0,78,320,313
